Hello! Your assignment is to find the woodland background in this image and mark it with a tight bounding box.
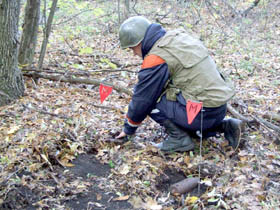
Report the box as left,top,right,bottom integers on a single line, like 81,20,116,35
0,0,279,209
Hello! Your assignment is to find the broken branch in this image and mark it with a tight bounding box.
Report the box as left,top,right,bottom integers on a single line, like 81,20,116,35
242,0,261,17
227,104,250,122
23,72,133,96
227,104,280,135
22,67,136,75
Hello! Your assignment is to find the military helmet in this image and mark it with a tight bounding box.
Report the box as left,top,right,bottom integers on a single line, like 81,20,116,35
119,16,151,49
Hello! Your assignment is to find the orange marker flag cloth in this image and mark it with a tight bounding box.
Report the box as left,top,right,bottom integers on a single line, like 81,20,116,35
186,100,203,125
99,84,113,104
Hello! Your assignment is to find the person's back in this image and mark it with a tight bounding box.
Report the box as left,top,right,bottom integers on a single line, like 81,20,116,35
147,28,235,107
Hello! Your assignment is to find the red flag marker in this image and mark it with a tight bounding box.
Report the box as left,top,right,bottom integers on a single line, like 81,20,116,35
99,84,113,103
186,100,203,125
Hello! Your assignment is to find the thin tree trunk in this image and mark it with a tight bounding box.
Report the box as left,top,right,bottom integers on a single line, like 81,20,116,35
38,0,58,69
124,0,130,19
118,0,121,25
18,0,41,67
0,0,25,106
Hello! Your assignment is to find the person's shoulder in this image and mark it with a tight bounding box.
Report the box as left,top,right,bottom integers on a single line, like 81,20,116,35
141,54,165,69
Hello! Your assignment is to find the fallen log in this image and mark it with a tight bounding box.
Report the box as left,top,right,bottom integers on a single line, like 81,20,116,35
22,67,136,75
23,72,133,96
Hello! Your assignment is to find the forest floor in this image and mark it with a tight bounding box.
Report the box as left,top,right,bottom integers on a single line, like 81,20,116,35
1,1,280,209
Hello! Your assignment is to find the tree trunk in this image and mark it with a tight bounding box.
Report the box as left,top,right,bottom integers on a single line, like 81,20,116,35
18,0,40,67
38,0,58,69
124,0,130,19
118,0,121,25
0,0,25,106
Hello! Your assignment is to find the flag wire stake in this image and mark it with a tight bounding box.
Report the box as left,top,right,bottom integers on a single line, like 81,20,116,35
198,107,204,195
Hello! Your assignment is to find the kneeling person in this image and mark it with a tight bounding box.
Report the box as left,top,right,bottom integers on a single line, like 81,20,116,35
116,16,242,152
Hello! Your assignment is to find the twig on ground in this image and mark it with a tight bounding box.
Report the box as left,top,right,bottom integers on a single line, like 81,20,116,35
242,0,261,17
251,115,280,138
227,104,280,136
90,103,125,114
0,112,17,118
263,112,280,123
22,103,71,120
0,167,24,188
48,173,62,186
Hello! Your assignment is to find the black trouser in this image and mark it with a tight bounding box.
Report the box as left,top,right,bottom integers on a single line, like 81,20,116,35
149,94,227,138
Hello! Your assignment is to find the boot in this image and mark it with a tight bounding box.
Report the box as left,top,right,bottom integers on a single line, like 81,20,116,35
154,120,194,152
220,118,242,150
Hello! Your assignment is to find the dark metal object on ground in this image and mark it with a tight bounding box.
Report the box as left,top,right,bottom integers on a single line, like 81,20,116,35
170,177,200,195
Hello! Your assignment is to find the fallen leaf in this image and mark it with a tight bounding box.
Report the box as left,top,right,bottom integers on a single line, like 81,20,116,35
119,164,130,175
185,196,199,205
145,197,162,210
7,125,20,134
129,196,144,209
88,202,103,207
184,155,191,165
113,195,130,201
96,193,102,201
